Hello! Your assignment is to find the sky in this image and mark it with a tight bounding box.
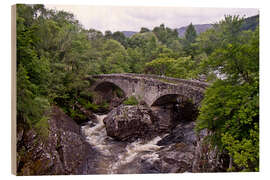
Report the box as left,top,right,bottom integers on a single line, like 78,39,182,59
45,5,258,33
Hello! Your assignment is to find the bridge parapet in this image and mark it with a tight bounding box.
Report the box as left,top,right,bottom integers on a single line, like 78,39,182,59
92,73,209,89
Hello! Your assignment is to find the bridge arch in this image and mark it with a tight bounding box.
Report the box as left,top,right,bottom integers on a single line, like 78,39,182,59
91,81,127,109
150,93,198,123
151,94,190,106
94,81,127,97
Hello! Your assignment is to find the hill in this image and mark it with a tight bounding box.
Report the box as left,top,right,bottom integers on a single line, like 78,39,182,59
121,31,137,37
177,24,213,37
121,15,259,38
241,15,259,31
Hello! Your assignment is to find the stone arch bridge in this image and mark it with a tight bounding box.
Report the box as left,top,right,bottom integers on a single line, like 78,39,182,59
89,73,209,108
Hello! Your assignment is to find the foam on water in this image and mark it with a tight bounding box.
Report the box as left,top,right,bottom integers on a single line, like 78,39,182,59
109,136,163,173
81,114,164,173
81,114,112,156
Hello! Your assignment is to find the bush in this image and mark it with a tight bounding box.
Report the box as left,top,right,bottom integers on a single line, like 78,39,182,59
85,102,99,111
123,96,139,105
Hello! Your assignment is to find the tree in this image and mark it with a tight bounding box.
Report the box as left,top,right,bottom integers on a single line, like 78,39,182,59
140,27,150,33
111,31,128,47
145,57,176,76
184,23,197,43
144,56,196,79
195,16,259,171
16,5,51,127
104,30,112,39
101,39,130,73
182,23,197,57
152,24,179,48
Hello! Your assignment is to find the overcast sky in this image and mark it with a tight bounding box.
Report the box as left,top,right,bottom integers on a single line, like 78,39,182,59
45,5,259,33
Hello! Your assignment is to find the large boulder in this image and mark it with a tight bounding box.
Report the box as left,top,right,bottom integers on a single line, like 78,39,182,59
103,105,157,141
16,106,98,175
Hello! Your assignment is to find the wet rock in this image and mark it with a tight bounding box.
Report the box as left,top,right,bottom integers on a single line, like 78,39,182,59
192,129,230,172
157,122,196,146
16,106,97,175
103,105,156,141
156,142,194,173
140,158,162,174
154,121,228,173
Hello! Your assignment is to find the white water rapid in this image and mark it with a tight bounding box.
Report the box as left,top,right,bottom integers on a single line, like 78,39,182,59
81,114,164,174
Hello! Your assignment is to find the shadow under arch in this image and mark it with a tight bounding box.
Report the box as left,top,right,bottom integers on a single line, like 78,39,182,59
93,81,126,112
151,94,198,131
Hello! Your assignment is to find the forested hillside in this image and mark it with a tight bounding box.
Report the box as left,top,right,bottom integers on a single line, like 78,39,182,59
122,15,259,38
177,24,213,37
16,4,259,172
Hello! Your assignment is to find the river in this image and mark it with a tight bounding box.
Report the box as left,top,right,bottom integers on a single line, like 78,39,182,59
81,113,198,174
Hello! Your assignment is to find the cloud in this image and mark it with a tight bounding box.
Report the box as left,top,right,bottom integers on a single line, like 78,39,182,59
45,5,259,33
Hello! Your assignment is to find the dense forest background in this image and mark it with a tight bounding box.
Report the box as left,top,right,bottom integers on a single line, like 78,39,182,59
16,4,259,171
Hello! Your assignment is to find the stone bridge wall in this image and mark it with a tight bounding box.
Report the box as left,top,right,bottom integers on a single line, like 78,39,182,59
121,73,209,89
90,74,208,107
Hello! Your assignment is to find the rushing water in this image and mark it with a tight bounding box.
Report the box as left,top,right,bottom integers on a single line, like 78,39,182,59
81,114,166,174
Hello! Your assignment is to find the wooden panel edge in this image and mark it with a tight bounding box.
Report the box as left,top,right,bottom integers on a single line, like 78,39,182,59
11,4,17,175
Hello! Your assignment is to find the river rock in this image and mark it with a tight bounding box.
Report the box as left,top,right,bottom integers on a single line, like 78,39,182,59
103,105,156,141
16,106,98,175
154,122,229,173
157,121,197,146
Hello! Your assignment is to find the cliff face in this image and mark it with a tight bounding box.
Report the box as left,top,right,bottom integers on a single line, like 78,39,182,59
16,106,98,175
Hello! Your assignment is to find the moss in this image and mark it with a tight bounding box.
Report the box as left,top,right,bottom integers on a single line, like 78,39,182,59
123,96,139,105
115,88,125,98
157,77,179,84
34,116,49,140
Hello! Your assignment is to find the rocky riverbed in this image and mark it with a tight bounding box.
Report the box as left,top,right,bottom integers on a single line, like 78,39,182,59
80,105,228,174
17,104,229,175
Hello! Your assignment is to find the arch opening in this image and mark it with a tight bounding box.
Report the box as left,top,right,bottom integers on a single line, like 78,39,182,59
151,94,198,132
93,81,126,113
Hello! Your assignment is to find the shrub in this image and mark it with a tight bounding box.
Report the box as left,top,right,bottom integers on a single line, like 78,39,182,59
123,96,139,105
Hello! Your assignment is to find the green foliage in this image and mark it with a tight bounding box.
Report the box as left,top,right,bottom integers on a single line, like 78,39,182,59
241,15,259,31
145,56,198,79
85,102,99,111
34,116,50,139
145,57,176,76
196,80,259,171
70,108,88,122
101,39,130,73
123,96,139,105
111,31,128,48
152,24,179,47
195,15,259,171
184,23,197,43
140,27,150,33
181,23,197,57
